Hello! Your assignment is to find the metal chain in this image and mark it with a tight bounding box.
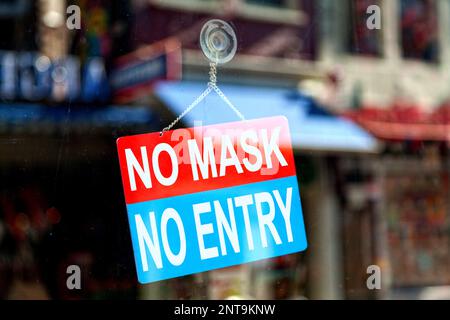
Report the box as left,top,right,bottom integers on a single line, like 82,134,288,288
160,85,212,135
161,61,245,135
208,60,245,121
210,83,245,121
208,62,217,86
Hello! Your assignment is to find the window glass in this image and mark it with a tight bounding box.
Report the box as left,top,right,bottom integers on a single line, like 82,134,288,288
400,0,438,62
0,0,450,304
347,0,382,56
386,169,450,287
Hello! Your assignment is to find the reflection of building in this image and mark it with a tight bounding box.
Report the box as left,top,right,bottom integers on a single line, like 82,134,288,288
0,0,448,300
320,0,450,109
320,0,450,299
132,0,317,87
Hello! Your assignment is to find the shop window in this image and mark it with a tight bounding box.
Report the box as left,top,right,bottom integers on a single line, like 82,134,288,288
384,157,450,287
400,0,439,62
347,0,382,56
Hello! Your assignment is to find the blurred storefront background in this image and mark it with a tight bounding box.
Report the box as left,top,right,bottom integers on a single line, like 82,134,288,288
0,0,448,300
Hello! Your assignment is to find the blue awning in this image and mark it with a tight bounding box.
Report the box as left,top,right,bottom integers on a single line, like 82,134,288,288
155,81,378,153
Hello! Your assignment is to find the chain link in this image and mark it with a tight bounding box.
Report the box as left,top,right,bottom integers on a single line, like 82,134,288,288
210,83,245,121
161,61,245,135
208,62,217,86
160,86,212,135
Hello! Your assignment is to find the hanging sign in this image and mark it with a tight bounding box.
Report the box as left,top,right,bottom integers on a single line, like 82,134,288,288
116,116,307,284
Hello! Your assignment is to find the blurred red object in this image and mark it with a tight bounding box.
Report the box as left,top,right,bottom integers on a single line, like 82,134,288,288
342,102,450,142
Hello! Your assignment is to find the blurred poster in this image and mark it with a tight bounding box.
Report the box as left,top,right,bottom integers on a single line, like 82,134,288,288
385,169,450,287
400,0,438,62
348,0,382,56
